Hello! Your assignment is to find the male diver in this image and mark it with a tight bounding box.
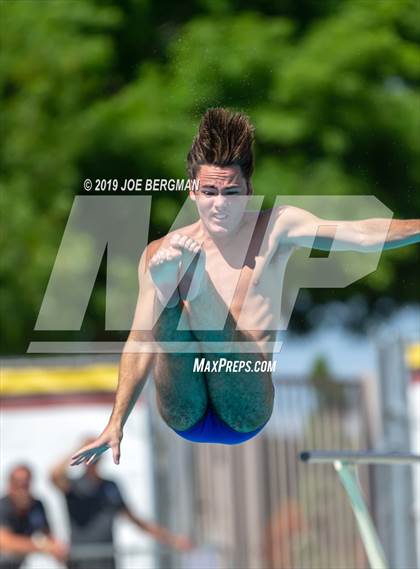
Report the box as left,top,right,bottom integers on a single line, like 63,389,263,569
71,108,419,464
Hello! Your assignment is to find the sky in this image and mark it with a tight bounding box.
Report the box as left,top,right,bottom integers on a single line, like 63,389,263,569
275,305,419,379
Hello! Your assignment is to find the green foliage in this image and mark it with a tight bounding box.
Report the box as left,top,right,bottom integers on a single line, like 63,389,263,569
1,0,419,352
0,0,119,351
309,356,347,411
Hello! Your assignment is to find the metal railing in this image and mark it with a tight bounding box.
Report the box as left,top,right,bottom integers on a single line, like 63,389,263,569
300,450,420,569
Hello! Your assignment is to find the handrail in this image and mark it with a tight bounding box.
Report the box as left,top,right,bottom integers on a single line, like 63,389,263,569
299,450,420,569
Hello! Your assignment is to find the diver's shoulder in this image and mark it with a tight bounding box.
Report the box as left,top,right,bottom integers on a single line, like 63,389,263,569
244,205,289,227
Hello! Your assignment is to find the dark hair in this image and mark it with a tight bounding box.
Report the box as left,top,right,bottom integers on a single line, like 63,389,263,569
187,108,255,185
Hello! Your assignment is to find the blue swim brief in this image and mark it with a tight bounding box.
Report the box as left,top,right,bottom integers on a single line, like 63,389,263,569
172,407,268,445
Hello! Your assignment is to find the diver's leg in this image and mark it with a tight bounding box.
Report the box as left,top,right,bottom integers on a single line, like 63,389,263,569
152,300,207,431
148,245,207,431
149,235,273,434
186,275,274,432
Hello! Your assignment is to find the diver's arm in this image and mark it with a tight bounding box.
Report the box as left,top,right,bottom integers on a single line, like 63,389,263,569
109,341,154,429
71,250,156,466
280,206,419,252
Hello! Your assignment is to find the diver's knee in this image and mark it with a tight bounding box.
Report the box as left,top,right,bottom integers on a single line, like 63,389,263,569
156,394,207,432
219,399,273,433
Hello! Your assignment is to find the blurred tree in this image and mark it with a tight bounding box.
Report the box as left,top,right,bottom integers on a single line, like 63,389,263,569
1,0,419,353
86,0,418,330
0,1,120,351
309,355,347,411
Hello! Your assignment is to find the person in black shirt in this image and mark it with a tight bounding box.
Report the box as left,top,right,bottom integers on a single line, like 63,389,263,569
0,464,68,569
50,439,192,569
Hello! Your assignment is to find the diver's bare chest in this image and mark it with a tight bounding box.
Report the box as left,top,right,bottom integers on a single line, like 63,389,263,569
204,249,276,307
205,252,243,306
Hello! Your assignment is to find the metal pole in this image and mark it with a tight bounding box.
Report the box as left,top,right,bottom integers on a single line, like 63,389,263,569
300,450,420,465
334,461,388,569
376,335,418,569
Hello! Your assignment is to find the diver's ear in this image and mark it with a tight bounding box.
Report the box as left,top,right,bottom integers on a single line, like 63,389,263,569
189,178,199,201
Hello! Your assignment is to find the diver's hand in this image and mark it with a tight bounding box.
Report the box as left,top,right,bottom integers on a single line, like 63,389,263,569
70,423,123,466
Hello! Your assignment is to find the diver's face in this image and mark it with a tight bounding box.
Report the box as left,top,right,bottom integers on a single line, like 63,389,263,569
190,164,250,238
